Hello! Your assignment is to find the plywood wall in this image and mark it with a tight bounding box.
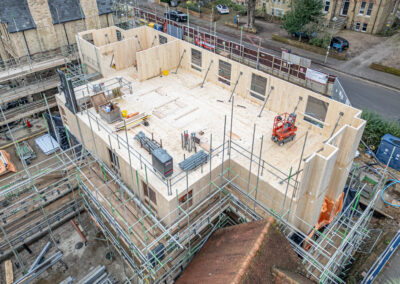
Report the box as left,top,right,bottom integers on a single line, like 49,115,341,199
76,35,101,73
136,40,180,81
78,26,363,142
98,37,139,71
92,26,121,47
172,38,362,140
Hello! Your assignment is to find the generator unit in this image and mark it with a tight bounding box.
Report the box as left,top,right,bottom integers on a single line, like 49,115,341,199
152,148,173,178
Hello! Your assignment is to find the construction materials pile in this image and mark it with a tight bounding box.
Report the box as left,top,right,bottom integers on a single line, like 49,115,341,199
35,133,60,155
134,131,161,154
179,150,209,171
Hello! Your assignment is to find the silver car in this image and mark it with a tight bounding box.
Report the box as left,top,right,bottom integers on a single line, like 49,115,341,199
216,4,229,14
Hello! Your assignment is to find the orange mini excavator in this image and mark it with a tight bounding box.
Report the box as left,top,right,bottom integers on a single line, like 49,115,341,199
271,112,297,146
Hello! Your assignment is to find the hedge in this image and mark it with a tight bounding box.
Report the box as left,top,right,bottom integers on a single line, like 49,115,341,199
272,34,346,61
370,62,400,77
361,109,400,149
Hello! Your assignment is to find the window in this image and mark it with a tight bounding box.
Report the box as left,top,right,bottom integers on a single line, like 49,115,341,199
159,35,168,44
359,2,366,15
272,8,284,16
340,0,350,15
191,48,202,71
116,30,122,41
324,0,330,13
218,60,232,85
250,74,267,101
179,190,193,211
304,96,329,128
282,0,285,4
355,22,361,30
276,9,284,16
366,2,373,16
362,23,368,32
108,148,120,175
142,181,157,205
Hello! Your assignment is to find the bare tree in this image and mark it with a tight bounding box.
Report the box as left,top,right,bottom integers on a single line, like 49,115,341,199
247,0,256,29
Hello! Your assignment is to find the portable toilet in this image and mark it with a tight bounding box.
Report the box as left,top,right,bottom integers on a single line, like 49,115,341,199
376,134,400,171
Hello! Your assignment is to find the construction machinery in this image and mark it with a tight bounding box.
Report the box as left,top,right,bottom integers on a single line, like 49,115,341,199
271,113,297,146
16,141,36,165
0,150,17,175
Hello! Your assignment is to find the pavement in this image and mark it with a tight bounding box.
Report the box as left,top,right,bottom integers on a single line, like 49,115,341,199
139,1,400,120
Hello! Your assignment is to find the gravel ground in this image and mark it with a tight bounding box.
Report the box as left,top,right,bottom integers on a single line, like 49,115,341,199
379,33,400,68
335,29,383,59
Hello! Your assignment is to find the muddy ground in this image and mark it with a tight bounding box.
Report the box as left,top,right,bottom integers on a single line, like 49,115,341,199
0,212,133,283
344,154,400,283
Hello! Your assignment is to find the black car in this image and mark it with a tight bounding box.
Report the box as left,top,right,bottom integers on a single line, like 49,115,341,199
330,37,349,50
164,10,187,22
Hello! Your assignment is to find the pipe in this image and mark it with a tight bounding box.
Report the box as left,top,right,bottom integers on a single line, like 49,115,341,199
70,219,87,245
29,241,51,272
381,180,400,207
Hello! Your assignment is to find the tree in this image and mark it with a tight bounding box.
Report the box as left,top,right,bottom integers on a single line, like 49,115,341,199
282,0,324,36
247,0,256,29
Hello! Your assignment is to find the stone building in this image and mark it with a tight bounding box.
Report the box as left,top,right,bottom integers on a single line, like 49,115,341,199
255,0,291,18
324,0,399,33
243,0,398,34
0,0,113,134
0,0,114,62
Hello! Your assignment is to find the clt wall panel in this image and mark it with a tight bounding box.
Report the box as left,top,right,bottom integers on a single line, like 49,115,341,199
136,40,180,81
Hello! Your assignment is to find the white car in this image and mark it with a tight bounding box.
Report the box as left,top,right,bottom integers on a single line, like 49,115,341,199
216,4,229,14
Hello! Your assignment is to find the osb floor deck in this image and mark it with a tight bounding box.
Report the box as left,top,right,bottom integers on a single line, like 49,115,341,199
74,69,326,200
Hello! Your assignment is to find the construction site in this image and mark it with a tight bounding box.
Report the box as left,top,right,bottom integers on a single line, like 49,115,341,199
0,1,399,284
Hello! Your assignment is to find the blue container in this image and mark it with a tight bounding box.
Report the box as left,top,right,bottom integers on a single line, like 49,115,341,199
376,134,400,171
154,24,163,31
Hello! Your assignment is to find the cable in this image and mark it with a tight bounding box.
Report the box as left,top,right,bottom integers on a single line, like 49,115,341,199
381,180,400,207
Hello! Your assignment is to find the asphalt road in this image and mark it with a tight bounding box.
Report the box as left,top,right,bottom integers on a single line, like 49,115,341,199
138,2,400,120
327,71,400,121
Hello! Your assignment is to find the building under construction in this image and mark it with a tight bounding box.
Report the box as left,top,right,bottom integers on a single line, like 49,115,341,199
0,3,395,284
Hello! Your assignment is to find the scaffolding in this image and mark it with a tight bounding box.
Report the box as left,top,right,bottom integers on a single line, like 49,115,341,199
51,71,383,283
0,4,390,284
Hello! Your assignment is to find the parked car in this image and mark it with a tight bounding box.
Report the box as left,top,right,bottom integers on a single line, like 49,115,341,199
216,4,229,14
330,37,349,51
164,10,187,22
293,31,317,39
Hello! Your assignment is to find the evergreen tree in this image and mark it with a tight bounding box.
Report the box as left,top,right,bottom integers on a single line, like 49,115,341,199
282,0,324,35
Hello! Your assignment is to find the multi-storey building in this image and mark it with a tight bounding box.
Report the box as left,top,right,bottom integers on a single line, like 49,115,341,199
324,0,399,33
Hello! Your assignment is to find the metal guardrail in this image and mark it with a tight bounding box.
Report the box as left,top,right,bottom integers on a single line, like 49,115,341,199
361,230,400,284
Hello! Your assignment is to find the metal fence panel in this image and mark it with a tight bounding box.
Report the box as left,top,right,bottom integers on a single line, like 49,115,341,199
167,24,183,39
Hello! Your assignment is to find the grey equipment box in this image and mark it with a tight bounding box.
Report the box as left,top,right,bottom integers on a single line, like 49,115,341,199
152,148,173,177
99,102,121,124
91,92,122,124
